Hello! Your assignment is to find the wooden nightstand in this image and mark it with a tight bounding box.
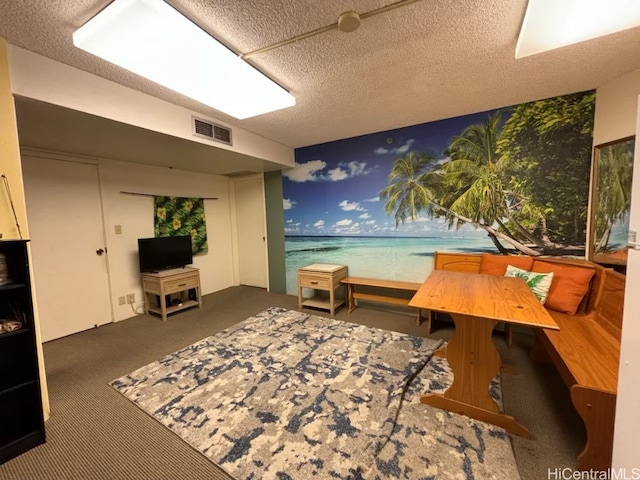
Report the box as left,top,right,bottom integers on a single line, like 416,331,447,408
298,264,348,316
141,267,202,321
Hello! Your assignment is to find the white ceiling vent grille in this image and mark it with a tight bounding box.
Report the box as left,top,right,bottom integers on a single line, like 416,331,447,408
192,116,232,146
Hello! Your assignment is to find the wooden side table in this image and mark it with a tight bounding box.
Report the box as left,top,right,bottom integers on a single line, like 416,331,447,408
141,267,202,321
298,264,348,316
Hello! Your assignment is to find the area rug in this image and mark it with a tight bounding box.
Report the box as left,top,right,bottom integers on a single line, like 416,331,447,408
111,307,520,480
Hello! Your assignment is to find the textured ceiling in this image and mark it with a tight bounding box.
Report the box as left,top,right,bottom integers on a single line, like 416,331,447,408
2,0,640,151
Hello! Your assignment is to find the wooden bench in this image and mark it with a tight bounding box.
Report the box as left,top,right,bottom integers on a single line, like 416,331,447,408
341,277,423,325
533,269,624,471
433,251,625,471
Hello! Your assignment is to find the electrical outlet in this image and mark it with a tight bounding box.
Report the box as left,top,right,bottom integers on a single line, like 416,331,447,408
118,296,126,306
127,293,135,304
114,225,122,235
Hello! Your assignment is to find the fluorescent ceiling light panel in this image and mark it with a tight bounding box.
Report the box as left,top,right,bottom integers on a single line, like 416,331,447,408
73,0,295,119
516,0,640,59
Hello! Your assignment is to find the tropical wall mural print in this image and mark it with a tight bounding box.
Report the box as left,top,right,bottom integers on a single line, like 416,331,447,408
283,91,596,295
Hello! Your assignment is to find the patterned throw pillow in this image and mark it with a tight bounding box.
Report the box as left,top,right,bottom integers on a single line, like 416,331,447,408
504,265,554,305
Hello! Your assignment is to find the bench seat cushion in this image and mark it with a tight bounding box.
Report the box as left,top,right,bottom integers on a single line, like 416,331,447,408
541,311,619,393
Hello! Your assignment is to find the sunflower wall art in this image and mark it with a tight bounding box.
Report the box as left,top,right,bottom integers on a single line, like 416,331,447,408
154,196,208,255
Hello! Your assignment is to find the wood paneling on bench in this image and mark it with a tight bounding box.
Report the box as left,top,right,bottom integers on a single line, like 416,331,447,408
534,270,625,471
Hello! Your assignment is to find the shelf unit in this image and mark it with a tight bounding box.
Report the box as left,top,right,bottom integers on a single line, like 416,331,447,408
141,267,202,321
0,239,46,464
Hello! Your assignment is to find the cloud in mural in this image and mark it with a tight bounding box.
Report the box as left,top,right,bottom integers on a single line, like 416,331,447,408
335,219,353,226
327,167,348,181
339,200,366,212
327,161,368,182
374,138,416,155
334,222,361,234
284,220,301,234
363,196,380,202
283,160,369,182
359,213,371,219
314,220,325,228
283,198,296,210
283,159,327,182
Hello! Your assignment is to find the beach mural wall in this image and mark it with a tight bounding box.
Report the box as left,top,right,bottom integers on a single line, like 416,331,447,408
282,90,596,295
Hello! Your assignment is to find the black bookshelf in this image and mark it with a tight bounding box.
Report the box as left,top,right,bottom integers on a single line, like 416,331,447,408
0,239,46,464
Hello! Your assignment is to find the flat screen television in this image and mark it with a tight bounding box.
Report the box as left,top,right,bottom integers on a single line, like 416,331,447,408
138,236,193,273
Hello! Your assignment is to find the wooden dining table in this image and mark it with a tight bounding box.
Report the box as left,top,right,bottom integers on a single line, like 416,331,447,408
409,270,559,437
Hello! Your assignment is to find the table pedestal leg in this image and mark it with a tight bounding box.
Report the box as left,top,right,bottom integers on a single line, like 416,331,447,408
421,313,531,438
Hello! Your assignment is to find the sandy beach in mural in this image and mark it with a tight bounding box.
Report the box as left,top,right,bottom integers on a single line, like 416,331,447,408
285,235,496,295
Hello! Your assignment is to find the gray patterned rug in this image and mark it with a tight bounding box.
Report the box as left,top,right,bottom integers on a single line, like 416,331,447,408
111,307,520,480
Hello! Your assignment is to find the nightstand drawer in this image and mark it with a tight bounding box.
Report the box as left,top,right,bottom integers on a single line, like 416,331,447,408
298,274,331,289
164,273,199,293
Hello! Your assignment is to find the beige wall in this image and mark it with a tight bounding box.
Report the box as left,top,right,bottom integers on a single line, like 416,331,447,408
592,67,640,469
593,68,640,145
586,69,640,257
0,38,27,239
97,157,237,322
0,38,50,419
7,45,294,169
20,148,239,324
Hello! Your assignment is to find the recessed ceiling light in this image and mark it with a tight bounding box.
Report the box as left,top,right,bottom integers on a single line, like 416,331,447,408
516,0,640,59
73,0,296,119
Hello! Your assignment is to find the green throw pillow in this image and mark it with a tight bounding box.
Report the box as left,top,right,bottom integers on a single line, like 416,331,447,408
504,264,554,305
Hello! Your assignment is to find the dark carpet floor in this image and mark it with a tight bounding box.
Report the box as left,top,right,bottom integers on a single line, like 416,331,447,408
0,286,584,480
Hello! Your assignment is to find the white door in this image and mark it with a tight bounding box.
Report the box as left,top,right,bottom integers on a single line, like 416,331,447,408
612,104,640,468
234,175,268,288
22,155,112,342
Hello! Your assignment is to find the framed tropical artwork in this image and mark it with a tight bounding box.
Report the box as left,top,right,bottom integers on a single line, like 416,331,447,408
589,136,635,266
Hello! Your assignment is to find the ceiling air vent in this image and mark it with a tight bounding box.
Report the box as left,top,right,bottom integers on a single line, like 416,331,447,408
192,116,232,146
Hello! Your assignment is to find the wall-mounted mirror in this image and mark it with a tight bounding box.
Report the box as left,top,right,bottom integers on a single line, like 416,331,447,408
589,136,635,267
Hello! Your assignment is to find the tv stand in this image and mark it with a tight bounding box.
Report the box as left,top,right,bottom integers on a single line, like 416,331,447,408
141,267,202,321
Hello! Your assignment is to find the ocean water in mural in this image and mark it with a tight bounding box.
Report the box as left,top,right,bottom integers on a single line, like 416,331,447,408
285,235,496,294
283,91,596,295
609,216,630,250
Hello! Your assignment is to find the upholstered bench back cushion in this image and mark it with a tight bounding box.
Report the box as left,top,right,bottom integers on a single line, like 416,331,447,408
532,260,595,315
479,253,534,276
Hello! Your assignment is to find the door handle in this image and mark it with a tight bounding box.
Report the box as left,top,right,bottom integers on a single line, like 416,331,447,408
96,248,105,256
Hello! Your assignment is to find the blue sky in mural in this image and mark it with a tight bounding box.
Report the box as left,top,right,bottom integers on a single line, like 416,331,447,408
284,109,504,237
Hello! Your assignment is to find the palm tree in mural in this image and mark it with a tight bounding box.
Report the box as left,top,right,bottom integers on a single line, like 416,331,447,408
438,111,542,255
593,140,634,254
381,92,595,254
379,147,539,256
378,152,440,225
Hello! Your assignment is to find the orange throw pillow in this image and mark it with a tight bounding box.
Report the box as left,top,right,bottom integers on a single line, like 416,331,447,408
531,260,595,315
479,253,534,276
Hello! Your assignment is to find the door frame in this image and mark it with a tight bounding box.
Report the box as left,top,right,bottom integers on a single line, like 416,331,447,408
20,147,115,329
231,174,269,290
